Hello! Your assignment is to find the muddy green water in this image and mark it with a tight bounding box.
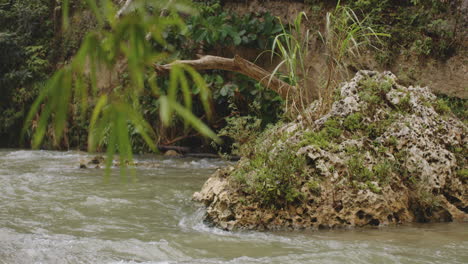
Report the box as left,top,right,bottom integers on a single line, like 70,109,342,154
0,150,467,264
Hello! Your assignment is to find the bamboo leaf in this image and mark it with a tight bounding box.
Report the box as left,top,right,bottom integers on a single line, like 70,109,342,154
123,105,158,152
159,96,171,126
181,65,212,119
62,0,70,30
84,0,104,26
171,101,220,143
88,95,108,151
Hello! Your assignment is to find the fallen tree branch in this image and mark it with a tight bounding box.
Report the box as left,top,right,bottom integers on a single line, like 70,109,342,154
116,3,294,99
153,55,296,100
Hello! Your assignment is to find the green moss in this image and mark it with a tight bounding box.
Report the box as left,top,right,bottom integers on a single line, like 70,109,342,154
366,181,382,194
307,179,322,195
365,122,383,139
436,96,467,123
377,145,389,154
231,124,307,207
457,169,468,182
388,136,398,147
323,118,343,138
416,187,441,211
347,155,373,182
433,98,451,115
359,79,383,105
300,118,342,149
344,145,359,154
348,0,459,62
396,93,412,112
373,161,393,185
344,113,364,131
358,77,396,116
347,154,395,189
432,95,467,120
301,131,331,149
452,147,463,154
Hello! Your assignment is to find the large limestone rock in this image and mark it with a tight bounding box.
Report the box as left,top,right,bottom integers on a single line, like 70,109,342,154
194,71,467,230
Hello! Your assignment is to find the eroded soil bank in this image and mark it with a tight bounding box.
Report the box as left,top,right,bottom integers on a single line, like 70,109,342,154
194,71,467,230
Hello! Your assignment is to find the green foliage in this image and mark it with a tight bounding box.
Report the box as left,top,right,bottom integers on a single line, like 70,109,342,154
347,155,393,192
323,118,343,138
154,2,285,148
457,169,468,182
366,181,382,194
189,8,281,48
314,2,390,115
347,155,373,182
0,0,54,146
348,0,459,62
413,184,442,215
411,37,433,56
358,75,412,116
161,1,282,60
24,0,220,175
323,2,389,65
57,9,98,60
301,118,342,149
270,11,311,100
365,116,395,139
432,96,459,118
343,113,364,131
397,93,412,112
433,98,451,115
358,77,393,107
435,95,467,124
301,131,331,149
307,179,322,195
3,0,285,154
372,161,393,185
217,114,262,156
267,5,388,118
233,144,307,207
209,73,283,126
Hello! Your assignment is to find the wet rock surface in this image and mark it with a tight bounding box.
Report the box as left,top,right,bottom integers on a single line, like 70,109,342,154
193,71,467,231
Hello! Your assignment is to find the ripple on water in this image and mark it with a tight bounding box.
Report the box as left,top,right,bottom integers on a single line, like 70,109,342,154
0,228,193,264
82,195,133,207
159,158,228,169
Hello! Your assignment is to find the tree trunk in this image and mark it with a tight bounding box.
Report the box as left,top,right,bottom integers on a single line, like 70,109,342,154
153,55,296,100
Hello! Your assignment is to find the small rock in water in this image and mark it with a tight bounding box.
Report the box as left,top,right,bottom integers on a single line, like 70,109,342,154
89,156,104,165
79,163,87,169
164,150,182,157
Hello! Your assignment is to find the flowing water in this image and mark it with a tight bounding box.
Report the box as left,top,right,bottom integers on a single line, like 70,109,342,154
0,149,466,264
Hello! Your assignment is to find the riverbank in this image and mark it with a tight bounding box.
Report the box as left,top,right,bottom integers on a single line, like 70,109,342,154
194,71,467,230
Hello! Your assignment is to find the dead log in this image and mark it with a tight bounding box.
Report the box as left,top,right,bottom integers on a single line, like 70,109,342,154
153,55,296,100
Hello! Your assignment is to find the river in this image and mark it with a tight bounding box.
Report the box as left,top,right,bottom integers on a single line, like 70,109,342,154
0,149,466,264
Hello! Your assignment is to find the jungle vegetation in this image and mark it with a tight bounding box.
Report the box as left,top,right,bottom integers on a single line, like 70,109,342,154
0,0,465,164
